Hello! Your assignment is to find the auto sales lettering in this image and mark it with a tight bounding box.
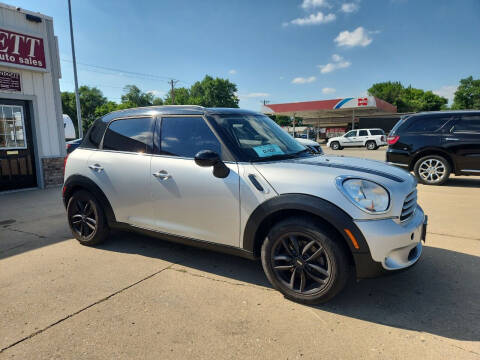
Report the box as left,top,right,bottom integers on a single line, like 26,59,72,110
0,28,46,69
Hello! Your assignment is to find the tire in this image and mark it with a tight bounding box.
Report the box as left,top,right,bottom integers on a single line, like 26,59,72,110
366,141,377,150
261,217,351,304
330,141,342,150
67,190,109,246
413,155,451,185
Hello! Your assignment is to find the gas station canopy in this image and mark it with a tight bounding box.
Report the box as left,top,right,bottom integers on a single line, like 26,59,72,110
262,96,397,119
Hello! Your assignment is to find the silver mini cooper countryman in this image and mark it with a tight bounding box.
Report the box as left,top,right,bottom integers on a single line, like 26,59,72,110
63,106,427,304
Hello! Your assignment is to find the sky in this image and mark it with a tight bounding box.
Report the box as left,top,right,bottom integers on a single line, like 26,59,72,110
9,0,480,110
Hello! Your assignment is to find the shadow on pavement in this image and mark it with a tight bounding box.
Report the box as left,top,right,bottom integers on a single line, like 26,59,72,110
99,230,479,342
444,177,480,188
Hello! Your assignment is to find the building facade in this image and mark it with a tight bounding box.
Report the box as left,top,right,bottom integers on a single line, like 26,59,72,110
0,3,65,191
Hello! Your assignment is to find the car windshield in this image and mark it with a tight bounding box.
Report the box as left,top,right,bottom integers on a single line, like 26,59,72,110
211,114,309,161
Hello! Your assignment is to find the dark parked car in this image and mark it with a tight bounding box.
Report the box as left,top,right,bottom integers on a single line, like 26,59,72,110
66,138,82,154
386,111,480,185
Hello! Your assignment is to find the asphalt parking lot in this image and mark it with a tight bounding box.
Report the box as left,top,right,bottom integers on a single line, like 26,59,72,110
1,147,479,359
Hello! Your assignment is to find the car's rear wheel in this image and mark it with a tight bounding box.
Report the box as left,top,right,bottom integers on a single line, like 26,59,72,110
67,190,109,246
330,141,342,150
414,155,451,185
261,217,350,304
366,141,377,150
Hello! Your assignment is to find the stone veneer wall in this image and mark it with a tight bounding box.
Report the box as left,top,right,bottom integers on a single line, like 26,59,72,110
41,157,64,187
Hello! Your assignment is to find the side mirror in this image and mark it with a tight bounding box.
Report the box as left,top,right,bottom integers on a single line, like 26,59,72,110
194,150,230,178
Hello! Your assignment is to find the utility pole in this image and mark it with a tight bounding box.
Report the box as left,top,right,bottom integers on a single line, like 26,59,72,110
68,0,83,138
262,99,270,106
169,79,179,104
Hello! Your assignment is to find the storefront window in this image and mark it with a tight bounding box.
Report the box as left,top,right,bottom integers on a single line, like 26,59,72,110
0,105,26,149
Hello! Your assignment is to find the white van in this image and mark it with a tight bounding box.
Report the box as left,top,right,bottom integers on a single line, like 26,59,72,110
63,114,76,140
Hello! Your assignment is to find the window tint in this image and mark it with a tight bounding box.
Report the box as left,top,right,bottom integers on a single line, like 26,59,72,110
160,117,221,158
81,119,107,149
406,116,452,133
102,117,152,153
369,129,384,136
453,115,480,133
344,131,357,138
359,130,368,136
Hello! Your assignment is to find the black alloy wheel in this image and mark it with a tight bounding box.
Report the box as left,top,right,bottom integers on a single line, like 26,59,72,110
67,190,109,245
271,232,331,294
261,217,350,304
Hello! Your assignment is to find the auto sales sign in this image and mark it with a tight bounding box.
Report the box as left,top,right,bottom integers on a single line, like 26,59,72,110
0,28,46,70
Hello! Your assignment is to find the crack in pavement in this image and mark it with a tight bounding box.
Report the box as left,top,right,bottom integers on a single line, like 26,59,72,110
0,263,176,354
1,227,47,239
426,231,480,241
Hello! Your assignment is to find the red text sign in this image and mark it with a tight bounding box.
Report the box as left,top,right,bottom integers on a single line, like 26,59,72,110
0,28,46,69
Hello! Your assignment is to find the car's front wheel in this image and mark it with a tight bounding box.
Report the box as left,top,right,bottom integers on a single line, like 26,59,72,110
330,141,342,150
67,190,109,246
261,217,350,304
414,155,451,185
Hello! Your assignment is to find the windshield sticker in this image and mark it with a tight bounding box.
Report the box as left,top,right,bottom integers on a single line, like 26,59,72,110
253,144,285,157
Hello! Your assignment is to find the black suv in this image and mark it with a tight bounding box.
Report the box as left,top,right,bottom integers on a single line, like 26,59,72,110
386,111,480,185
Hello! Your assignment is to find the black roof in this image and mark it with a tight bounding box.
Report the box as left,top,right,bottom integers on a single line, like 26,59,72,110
100,105,261,123
412,110,480,117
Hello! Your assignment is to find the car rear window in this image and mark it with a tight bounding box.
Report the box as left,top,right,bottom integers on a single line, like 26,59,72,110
102,117,153,153
81,119,107,149
359,130,368,136
405,115,453,133
453,115,480,133
369,129,384,135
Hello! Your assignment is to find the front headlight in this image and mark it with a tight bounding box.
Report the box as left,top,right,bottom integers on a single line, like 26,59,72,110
339,178,390,213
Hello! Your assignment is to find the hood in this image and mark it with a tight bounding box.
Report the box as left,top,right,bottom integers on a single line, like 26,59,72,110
296,138,319,146
253,155,416,220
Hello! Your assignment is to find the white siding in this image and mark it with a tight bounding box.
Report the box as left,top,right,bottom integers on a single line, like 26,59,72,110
0,4,63,158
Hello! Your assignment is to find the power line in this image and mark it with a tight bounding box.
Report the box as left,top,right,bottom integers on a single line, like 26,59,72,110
61,58,180,82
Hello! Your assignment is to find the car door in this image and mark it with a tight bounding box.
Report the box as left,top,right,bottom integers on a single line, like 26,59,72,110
149,115,240,247
86,116,153,227
358,129,369,145
341,130,358,147
446,114,480,172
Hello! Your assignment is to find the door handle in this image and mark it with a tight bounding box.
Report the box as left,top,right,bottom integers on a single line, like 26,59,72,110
88,163,103,172
152,170,171,180
445,138,459,141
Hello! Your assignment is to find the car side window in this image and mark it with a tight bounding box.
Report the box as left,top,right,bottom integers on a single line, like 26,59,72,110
344,131,357,138
453,115,480,133
160,116,222,158
102,117,153,153
359,130,368,136
406,116,452,133
369,129,384,136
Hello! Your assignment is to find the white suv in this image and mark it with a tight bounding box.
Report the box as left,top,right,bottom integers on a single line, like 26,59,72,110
64,106,427,304
327,128,387,150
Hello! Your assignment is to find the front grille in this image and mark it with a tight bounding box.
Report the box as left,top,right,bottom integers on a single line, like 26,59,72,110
400,188,417,222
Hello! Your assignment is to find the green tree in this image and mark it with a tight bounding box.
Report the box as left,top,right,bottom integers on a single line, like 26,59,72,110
61,86,107,133
94,101,120,118
451,76,480,110
190,75,239,107
163,87,193,105
368,81,447,112
121,85,155,107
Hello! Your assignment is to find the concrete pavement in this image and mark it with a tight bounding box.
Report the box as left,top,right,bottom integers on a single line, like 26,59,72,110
1,149,479,359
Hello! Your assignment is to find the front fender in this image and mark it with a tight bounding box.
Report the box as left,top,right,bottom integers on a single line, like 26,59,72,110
243,193,371,254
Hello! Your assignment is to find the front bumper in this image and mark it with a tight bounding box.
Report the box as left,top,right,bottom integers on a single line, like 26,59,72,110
353,206,426,277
